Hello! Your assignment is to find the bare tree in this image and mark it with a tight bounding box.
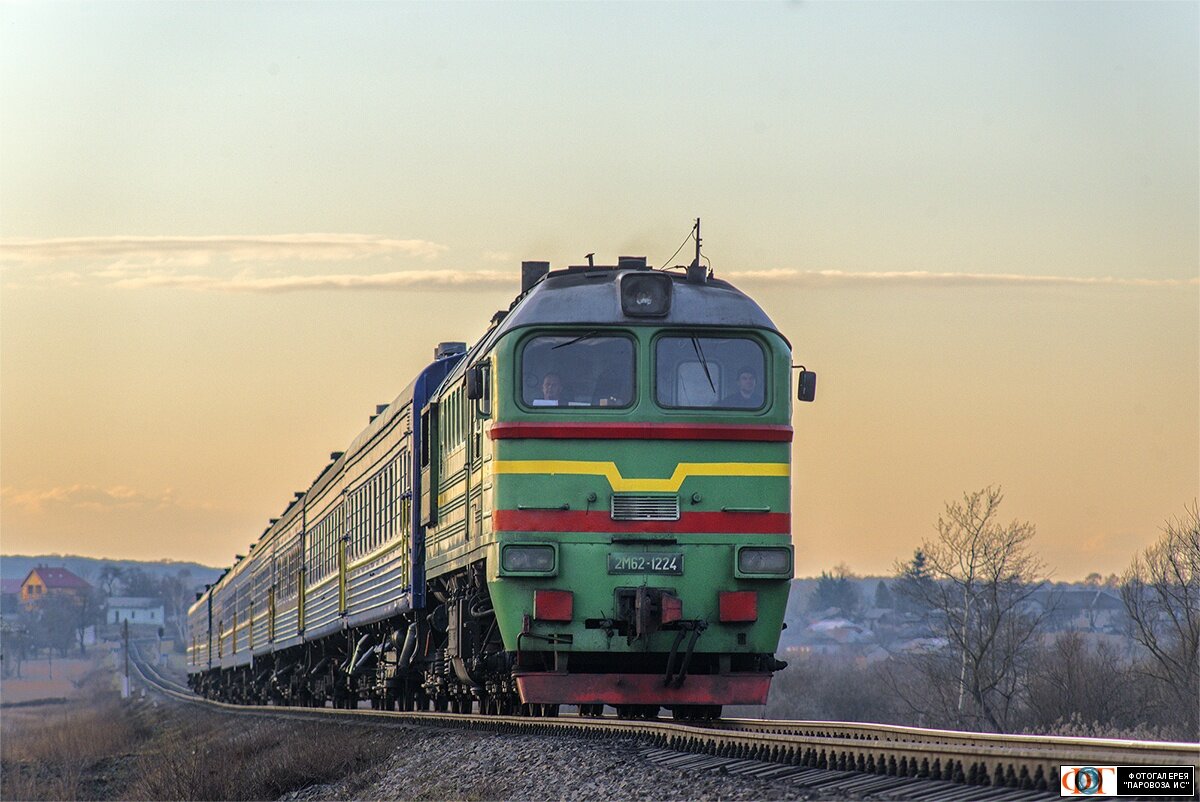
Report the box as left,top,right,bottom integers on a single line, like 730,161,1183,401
158,569,195,645
0,617,30,678
1121,502,1200,739
120,567,160,597
893,486,1048,732
31,589,104,656
1024,632,1141,735
30,594,79,657
97,564,125,597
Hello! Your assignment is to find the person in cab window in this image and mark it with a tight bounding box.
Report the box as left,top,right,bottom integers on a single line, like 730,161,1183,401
535,372,563,406
721,366,762,408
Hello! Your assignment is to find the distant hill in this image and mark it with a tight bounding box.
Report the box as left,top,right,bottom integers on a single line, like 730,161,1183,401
0,554,223,586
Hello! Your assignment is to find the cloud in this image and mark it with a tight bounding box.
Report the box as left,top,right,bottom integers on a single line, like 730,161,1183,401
111,269,515,293
2,234,1194,293
726,269,1198,288
115,267,1200,293
1,484,209,513
0,234,448,268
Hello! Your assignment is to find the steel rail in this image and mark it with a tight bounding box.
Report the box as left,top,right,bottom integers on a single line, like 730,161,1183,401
129,649,1197,795
707,718,1199,776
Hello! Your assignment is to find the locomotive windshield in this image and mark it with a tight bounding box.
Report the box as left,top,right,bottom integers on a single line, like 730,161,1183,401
520,333,635,408
655,335,766,409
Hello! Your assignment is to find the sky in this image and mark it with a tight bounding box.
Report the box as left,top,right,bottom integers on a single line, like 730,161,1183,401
1,2,1196,580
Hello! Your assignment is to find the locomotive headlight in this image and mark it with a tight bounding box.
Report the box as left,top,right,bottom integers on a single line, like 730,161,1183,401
619,272,672,318
735,546,793,578
501,544,557,575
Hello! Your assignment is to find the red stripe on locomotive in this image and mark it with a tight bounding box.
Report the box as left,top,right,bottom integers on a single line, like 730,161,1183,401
489,421,793,442
492,509,790,534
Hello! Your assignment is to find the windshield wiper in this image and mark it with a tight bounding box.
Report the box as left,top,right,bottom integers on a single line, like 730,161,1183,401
691,337,716,394
553,330,600,349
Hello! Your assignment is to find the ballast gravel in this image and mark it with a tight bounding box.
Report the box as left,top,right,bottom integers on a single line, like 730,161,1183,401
280,724,831,801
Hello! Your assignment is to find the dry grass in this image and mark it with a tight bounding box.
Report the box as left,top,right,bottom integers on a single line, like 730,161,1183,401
1,690,150,800
125,718,394,801
2,668,394,801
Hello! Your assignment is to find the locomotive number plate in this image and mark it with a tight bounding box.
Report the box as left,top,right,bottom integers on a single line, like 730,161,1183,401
607,553,683,575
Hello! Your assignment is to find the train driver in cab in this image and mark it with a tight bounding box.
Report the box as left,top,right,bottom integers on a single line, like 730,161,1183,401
534,371,563,406
720,365,762,408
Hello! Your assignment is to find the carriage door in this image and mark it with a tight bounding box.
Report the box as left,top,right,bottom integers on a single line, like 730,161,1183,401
469,380,485,541
420,402,439,527
207,594,213,669
268,585,276,642
337,517,348,615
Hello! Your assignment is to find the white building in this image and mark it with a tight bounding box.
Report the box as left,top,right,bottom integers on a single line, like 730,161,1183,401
107,596,164,626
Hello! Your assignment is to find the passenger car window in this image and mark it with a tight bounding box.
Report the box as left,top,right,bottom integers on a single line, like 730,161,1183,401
655,336,766,409
521,334,635,409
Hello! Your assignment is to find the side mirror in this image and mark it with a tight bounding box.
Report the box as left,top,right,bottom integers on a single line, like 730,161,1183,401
466,362,492,418
465,364,484,400
797,369,817,403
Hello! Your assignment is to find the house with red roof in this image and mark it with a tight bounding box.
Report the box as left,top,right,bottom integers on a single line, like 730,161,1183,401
20,565,92,607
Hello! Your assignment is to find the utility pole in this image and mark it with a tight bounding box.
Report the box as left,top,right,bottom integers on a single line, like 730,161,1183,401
122,619,130,699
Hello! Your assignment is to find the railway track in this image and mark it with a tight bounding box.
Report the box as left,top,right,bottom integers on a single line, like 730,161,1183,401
128,645,1197,800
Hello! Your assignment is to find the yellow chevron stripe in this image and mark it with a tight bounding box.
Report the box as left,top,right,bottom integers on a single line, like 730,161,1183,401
493,460,788,492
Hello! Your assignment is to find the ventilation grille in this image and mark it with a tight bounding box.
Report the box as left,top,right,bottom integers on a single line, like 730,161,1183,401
610,494,680,522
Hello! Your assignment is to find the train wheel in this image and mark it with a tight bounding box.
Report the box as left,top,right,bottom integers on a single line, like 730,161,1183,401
672,704,719,721
616,704,653,720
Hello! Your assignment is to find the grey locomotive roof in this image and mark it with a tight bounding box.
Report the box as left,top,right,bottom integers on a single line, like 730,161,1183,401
442,267,787,387
498,267,783,340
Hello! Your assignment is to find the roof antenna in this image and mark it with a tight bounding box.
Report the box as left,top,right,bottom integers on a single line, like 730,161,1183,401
686,218,708,283
693,219,701,267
